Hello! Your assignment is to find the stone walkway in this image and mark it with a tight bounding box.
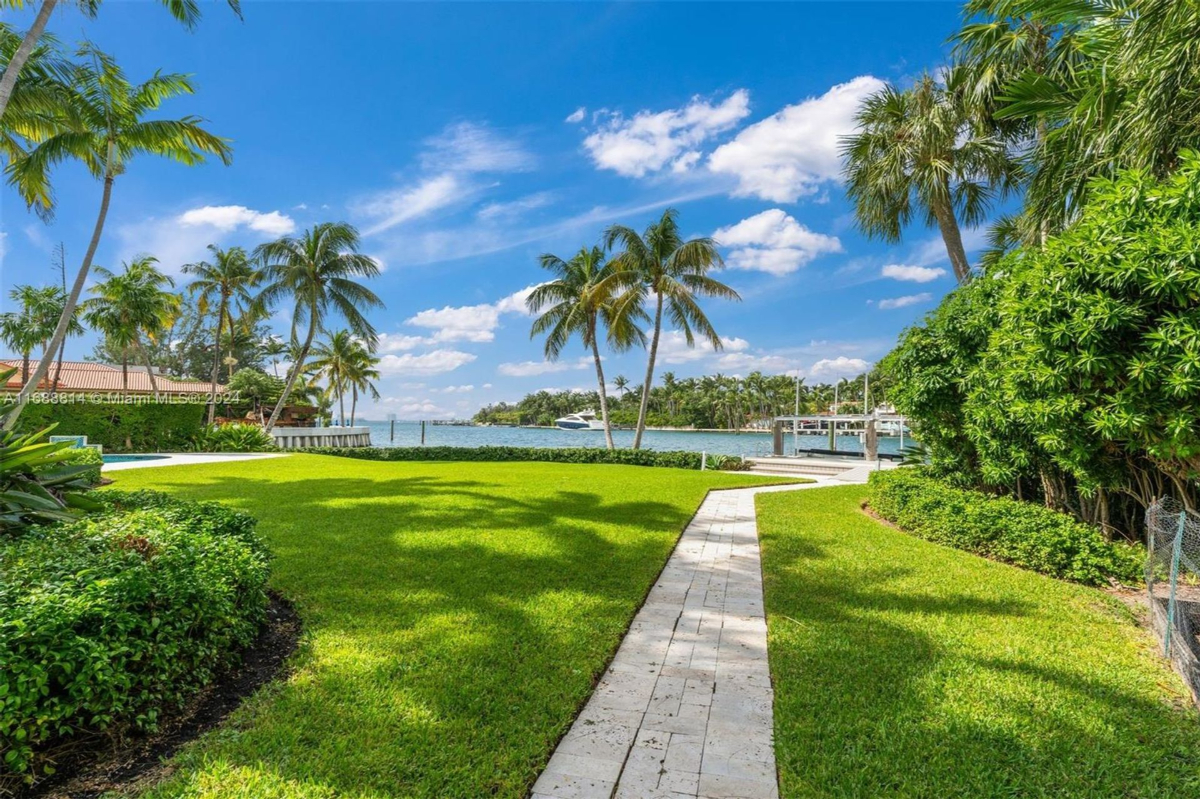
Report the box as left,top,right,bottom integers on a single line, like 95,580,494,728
532,481,826,799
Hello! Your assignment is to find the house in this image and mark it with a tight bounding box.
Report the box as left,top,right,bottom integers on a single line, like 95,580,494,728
2,360,223,397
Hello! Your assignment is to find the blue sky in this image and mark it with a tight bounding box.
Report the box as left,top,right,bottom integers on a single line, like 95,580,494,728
0,1,979,419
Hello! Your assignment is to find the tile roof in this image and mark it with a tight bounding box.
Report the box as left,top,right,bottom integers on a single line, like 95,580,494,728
1,360,224,395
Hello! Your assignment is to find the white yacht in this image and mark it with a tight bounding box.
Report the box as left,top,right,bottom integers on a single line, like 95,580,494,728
555,410,605,431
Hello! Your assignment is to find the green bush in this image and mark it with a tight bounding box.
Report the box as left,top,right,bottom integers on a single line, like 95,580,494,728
306,445,748,471
191,422,277,453
0,490,270,779
867,468,1144,586
16,402,206,453
39,446,103,486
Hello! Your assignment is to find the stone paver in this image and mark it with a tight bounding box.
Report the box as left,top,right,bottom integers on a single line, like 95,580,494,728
532,481,827,799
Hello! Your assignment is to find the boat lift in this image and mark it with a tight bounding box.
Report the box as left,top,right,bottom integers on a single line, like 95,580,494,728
770,412,909,460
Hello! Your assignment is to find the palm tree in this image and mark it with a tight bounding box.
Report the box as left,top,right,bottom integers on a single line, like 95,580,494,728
307,330,356,427
0,0,240,124
527,245,645,450
255,223,383,432
613,374,630,399
3,44,230,429
840,68,1016,283
0,284,62,383
345,340,380,427
263,336,288,378
81,257,179,396
604,208,739,449
183,246,262,423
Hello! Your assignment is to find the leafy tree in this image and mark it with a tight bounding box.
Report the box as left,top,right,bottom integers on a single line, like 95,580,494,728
885,153,1200,536
183,245,262,422
4,44,230,428
527,246,645,449
604,209,738,449
841,67,1016,282
255,223,383,431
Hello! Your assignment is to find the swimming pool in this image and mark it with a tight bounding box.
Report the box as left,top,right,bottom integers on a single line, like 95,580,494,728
101,454,171,464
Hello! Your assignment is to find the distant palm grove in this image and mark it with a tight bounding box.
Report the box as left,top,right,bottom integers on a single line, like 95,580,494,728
474,371,883,429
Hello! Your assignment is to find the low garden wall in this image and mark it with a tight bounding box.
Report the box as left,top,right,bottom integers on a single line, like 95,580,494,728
867,467,1144,586
272,426,371,449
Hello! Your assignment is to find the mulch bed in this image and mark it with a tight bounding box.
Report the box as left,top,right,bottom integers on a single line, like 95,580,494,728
10,593,301,799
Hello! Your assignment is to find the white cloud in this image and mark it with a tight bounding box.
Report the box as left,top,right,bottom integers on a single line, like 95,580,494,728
657,330,750,364
498,357,591,377
565,107,587,124
354,122,533,237
808,356,870,379
377,350,476,376
421,122,535,173
376,332,432,353
404,284,540,344
477,192,554,221
877,292,933,310
178,205,296,236
354,174,471,236
583,90,751,177
708,75,885,202
714,209,842,276
881,263,946,283
116,203,296,274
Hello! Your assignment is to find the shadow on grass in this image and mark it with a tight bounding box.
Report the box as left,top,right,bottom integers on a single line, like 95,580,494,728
116,466,708,798
761,487,1200,798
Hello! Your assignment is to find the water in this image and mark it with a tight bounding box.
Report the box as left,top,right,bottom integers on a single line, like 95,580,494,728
103,454,170,464
354,420,911,459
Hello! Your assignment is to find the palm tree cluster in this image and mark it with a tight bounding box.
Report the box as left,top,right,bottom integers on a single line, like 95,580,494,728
527,209,740,450
1,23,384,431
841,0,1200,275
475,370,888,431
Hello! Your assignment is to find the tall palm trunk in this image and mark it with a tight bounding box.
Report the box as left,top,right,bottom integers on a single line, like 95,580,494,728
337,384,345,427
266,306,317,432
632,291,664,450
121,353,128,398
52,335,66,395
5,158,114,431
350,385,358,427
20,352,29,385
207,299,227,424
932,190,971,283
135,336,159,394
589,320,615,450
0,0,57,122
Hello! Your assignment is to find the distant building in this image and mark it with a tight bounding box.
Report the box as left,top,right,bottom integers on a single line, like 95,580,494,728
1,360,222,396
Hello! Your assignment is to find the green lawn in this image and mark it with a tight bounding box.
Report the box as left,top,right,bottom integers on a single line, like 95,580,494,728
757,485,1200,799
104,454,783,798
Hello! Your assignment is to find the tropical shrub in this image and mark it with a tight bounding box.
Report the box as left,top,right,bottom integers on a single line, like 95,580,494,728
0,377,99,535
0,490,270,780
16,401,206,452
191,422,277,453
37,446,103,486
868,468,1143,586
883,155,1200,537
308,445,750,471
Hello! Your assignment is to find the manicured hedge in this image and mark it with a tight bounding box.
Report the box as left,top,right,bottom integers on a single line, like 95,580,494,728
867,468,1144,586
0,490,270,778
17,402,206,452
306,445,747,471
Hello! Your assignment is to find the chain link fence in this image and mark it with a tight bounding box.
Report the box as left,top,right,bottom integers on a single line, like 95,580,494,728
1146,498,1200,702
